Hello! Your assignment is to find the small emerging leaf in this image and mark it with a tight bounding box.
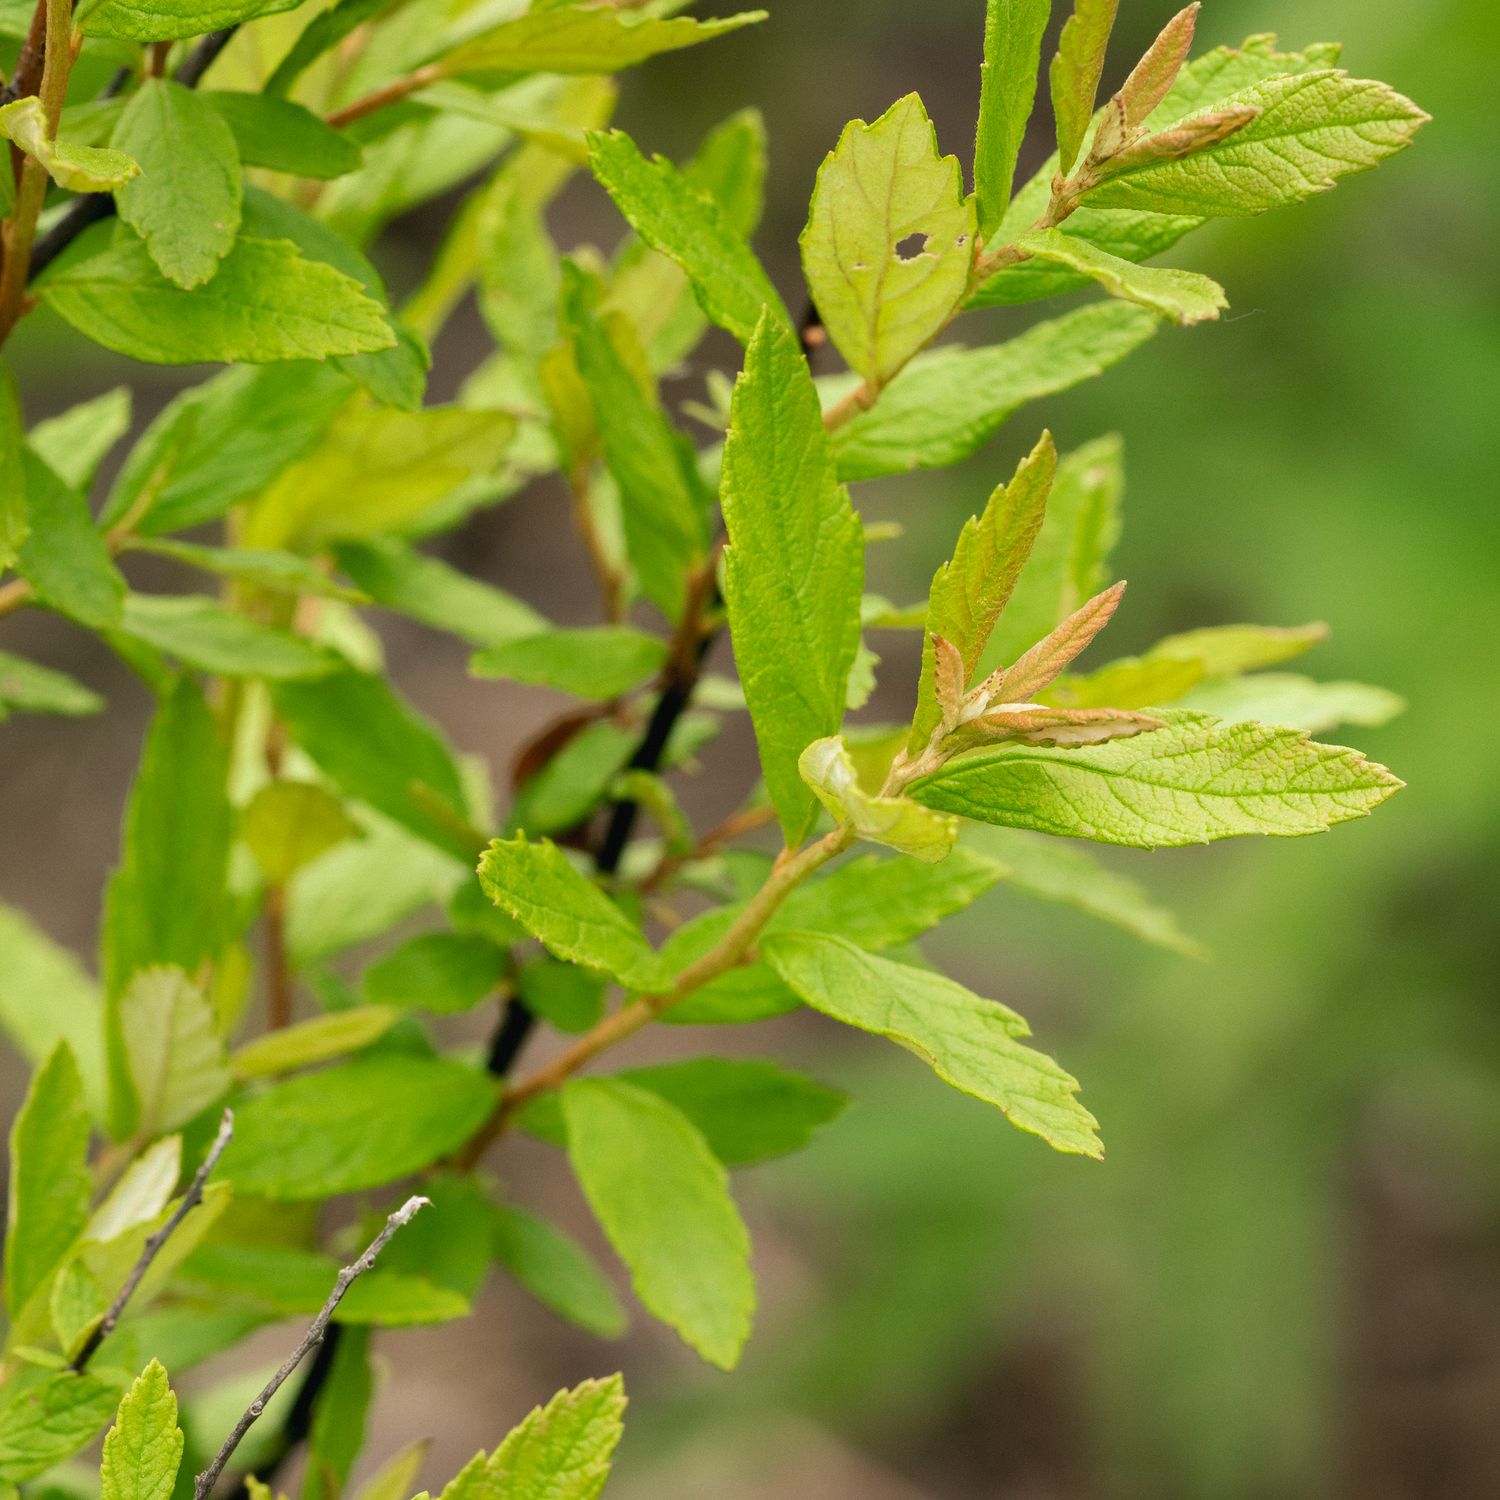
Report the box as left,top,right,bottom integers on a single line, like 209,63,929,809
0,98,138,194
801,737,958,864
1050,0,1121,175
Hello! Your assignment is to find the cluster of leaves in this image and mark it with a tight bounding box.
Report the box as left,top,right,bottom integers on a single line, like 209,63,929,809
0,0,1424,1497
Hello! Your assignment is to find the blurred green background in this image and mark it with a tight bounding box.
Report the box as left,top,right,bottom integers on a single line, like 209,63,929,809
3,2,1496,1497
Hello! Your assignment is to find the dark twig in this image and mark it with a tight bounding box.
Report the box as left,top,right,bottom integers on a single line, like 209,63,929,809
193,1196,430,1500
70,1110,235,1373
173,26,239,87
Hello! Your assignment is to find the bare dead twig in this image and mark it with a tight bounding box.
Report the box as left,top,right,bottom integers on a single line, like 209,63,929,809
193,1195,431,1500
70,1109,236,1373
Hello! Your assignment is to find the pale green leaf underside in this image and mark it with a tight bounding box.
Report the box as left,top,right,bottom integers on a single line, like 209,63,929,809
800,737,957,863
763,931,1102,1158
0,98,138,193
1180,673,1406,736
40,235,394,366
563,1079,753,1370
721,315,864,844
478,836,672,992
802,92,977,387
964,825,1205,958
911,715,1402,848
116,967,231,1137
1015,228,1227,324
1088,69,1428,217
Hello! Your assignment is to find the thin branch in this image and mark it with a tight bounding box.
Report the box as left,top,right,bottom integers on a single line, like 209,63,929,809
172,25,239,87
324,64,440,129
193,1196,431,1500
70,1110,235,1373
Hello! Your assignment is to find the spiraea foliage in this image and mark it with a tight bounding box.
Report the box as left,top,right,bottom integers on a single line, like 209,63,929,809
0,0,1424,1494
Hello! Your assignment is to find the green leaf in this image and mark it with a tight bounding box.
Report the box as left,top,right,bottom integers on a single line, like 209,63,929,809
245,405,513,553
287,817,462,968
0,364,27,570
102,364,354,538
102,678,231,1001
778,844,1004,950
128,539,365,604
802,93,977,389
989,434,1122,666
522,1058,846,1166
1014,227,1227,324
1042,652,1204,710
201,92,361,180
178,1245,467,1326
0,904,106,1118
242,781,359,885
99,1361,182,1500
911,714,1403,848
910,433,1056,750
87,1135,181,1242
1087,70,1428,217
16,450,126,629
77,0,302,41
111,81,239,289
477,836,671,993
40,234,395,365
586,128,788,346
113,967,232,1138
972,36,1342,308
515,958,604,1035
363,932,506,1015
305,1326,371,1500
1180,673,1406,736
51,1257,106,1358
444,1375,626,1500
762,931,1102,1158
6,1046,92,1320
1144,620,1327,675
29,387,131,493
721,314,863,844
800,737,958,863
506,721,635,839
0,98,138,193
265,0,392,97
964,825,1205,957
830,302,1157,479
272,671,476,861
230,1006,398,1079
0,652,103,719
334,538,544,647
440,9,765,79
0,1370,119,1481
490,1205,626,1339
563,1079,753,1369
221,1054,496,1200
1050,0,1120,175
974,0,1050,235
471,628,666,700
115,595,336,681
562,265,707,620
